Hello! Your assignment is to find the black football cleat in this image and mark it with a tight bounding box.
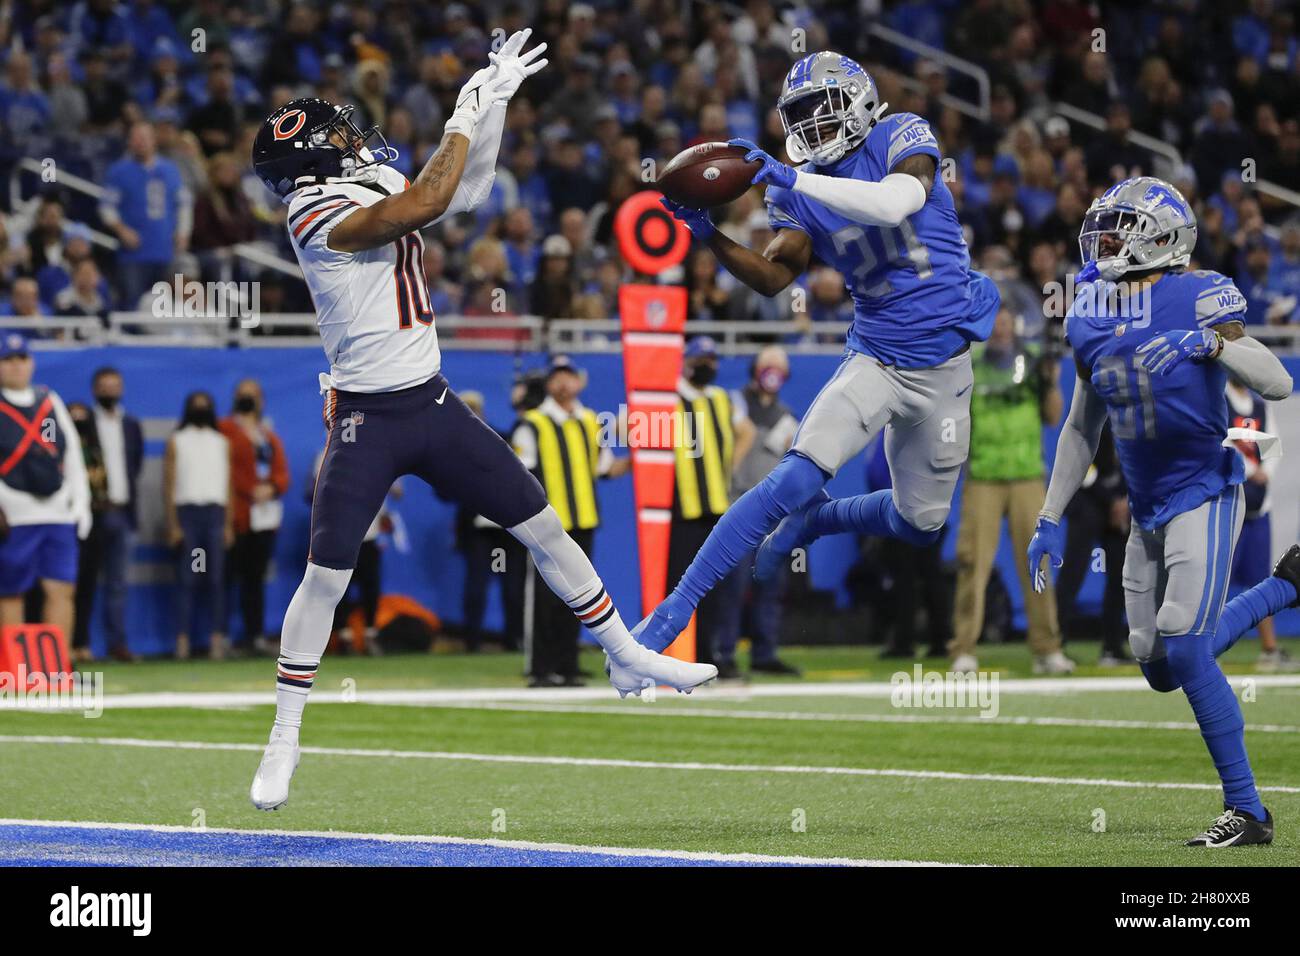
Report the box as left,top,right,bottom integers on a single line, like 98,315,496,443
1185,808,1274,847
1272,545,1300,607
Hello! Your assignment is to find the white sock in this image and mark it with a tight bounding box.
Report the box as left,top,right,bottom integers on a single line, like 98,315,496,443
508,507,638,664
272,562,352,741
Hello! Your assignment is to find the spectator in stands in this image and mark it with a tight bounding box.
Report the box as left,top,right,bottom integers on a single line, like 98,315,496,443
192,152,257,272
72,367,143,664
3,278,47,320
421,239,463,317
1085,101,1149,187
163,390,231,660
1191,89,1249,197
530,235,578,320
220,379,289,657
101,121,192,308
0,331,89,647
686,248,731,321
950,307,1073,675
0,50,51,170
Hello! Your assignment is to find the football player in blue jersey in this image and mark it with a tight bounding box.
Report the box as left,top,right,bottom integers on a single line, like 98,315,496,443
636,51,1000,657
1029,175,1299,847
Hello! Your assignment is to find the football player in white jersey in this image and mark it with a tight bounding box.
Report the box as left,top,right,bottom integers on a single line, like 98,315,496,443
246,30,716,811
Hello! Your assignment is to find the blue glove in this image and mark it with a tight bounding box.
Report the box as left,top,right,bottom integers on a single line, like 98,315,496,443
1027,516,1064,594
1134,328,1222,376
659,197,715,240
728,137,796,190
1076,260,1100,284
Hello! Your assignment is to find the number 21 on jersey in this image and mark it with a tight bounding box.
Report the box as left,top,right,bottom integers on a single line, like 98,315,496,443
1093,354,1157,440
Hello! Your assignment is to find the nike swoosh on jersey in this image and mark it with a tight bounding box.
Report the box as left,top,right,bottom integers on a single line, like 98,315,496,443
955,383,973,397
434,386,449,405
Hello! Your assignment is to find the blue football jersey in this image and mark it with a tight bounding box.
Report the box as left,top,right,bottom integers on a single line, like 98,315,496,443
766,112,995,367
1067,270,1247,530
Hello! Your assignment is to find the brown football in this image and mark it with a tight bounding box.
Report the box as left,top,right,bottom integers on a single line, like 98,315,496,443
656,141,762,209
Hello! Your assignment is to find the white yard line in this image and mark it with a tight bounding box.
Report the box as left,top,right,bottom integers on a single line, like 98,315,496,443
0,817,964,867
8,674,1300,711
3,734,1298,794
427,701,1300,734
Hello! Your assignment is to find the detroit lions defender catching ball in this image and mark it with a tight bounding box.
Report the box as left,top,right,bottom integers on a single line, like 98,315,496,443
246,30,715,811
639,51,1000,654
1029,176,1300,847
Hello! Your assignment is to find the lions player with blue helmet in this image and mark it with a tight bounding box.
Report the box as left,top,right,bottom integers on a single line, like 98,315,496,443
1029,176,1299,847
639,51,1000,654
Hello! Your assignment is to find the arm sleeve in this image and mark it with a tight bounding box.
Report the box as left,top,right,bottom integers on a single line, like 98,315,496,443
1040,375,1110,523
1216,334,1294,402
438,102,506,221
791,170,927,228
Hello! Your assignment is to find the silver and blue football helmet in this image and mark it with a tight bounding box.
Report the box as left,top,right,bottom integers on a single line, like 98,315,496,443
777,52,886,165
1078,176,1197,280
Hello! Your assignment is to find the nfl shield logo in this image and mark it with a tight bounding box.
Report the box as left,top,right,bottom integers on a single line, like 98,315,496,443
351,411,364,425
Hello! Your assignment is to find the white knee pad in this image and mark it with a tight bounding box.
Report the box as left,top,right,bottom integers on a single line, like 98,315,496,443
898,498,950,534
1127,627,1165,664
1155,601,1194,638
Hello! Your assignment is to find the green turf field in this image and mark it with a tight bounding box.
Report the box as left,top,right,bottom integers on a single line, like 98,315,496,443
2,641,1298,866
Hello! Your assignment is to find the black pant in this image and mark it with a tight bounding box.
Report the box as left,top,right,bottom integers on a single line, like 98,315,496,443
529,529,592,678
881,531,952,655
1057,495,1127,656
311,375,547,571
463,527,521,651
230,529,276,641
667,515,722,665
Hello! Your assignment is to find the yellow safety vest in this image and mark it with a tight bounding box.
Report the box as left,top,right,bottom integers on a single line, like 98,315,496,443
674,386,735,520
520,408,602,531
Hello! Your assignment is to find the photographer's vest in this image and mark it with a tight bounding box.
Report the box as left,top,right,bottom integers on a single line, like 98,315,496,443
674,385,734,520
0,386,66,497
520,407,601,532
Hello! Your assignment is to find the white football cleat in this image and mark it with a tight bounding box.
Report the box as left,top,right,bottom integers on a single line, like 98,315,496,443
606,646,717,697
950,654,979,675
249,730,300,810
1033,651,1076,675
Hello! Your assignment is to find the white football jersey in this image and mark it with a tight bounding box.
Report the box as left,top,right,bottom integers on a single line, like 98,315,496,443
286,165,441,393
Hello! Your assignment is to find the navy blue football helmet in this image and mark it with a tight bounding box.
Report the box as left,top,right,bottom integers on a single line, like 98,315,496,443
252,97,392,197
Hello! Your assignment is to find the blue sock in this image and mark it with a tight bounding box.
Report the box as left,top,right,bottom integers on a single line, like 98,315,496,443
1212,577,1296,657
805,490,942,546
1167,635,1266,820
670,452,827,609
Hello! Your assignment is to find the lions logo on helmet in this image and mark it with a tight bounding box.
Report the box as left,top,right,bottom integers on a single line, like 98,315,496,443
1078,176,1197,281
252,97,395,198
777,51,887,165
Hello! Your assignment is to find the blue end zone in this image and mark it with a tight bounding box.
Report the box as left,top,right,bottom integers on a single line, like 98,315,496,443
0,824,801,867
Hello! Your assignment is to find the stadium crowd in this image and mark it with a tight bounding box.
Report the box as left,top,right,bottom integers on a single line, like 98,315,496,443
0,0,1299,332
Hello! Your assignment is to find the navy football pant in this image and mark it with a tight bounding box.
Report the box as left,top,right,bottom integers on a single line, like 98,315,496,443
309,375,548,571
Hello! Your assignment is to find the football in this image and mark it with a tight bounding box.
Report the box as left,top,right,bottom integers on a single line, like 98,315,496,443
656,141,762,209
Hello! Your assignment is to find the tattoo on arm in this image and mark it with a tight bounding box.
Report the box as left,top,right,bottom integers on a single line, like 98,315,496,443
1213,320,1245,341
891,154,936,196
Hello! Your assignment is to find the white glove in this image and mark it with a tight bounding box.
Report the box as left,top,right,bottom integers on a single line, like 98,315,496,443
444,66,509,139
487,27,548,103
